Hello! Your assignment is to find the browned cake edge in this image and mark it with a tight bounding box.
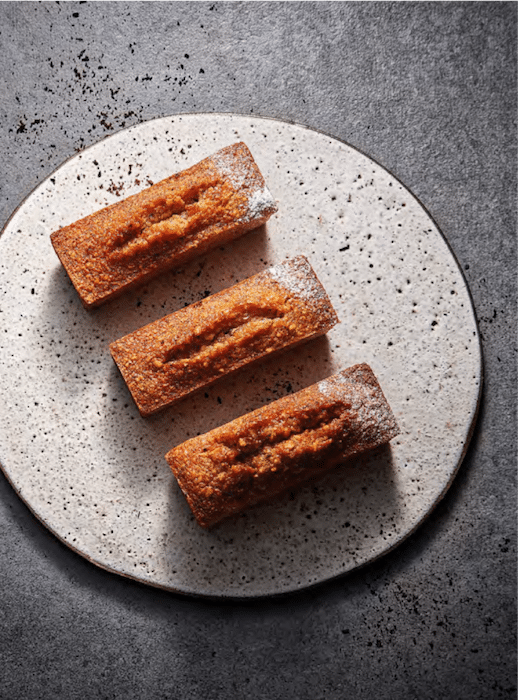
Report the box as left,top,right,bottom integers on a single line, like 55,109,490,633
165,363,399,528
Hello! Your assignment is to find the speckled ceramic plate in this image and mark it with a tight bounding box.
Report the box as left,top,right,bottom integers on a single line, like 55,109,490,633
0,114,482,598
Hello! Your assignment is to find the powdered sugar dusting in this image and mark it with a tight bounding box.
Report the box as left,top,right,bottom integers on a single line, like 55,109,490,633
212,145,250,190
318,372,363,408
247,184,276,219
318,365,400,443
211,143,276,222
317,376,338,398
268,256,329,303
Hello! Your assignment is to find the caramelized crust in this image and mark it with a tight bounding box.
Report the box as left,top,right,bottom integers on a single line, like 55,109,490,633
50,142,277,308
110,256,338,416
165,363,400,528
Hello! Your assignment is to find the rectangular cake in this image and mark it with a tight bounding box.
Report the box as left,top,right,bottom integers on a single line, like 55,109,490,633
109,255,339,416
165,363,400,528
50,142,277,308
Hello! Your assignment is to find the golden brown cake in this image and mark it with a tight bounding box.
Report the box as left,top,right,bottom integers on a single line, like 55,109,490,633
50,142,277,308
165,363,399,528
109,255,338,416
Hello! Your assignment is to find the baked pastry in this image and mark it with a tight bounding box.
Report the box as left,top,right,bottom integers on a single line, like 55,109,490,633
165,363,400,528
109,255,338,416
50,142,277,308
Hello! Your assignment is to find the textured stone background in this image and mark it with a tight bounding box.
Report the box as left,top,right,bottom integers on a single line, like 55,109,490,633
0,2,516,699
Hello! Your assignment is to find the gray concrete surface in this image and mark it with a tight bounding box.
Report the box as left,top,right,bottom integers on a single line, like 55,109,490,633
0,2,516,699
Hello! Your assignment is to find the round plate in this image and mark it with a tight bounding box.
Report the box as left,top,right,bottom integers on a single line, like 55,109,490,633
0,114,482,598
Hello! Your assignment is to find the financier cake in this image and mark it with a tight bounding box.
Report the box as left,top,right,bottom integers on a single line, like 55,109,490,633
50,142,277,308
165,363,400,528
109,255,338,416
